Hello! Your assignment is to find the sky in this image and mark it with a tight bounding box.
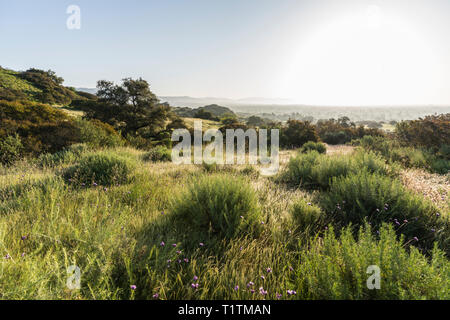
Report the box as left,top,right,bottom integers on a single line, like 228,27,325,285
1,0,450,105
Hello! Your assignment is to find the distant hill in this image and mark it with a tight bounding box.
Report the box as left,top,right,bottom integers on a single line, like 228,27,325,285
0,66,86,105
159,96,293,108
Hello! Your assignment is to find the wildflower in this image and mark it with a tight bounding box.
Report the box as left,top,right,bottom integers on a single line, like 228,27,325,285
130,285,137,290
153,293,159,299
266,268,272,273
247,281,254,288
184,258,189,263
276,293,282,299
21,253,26,257
93,182,98,186
259,287,267,295
234,285,239,291
5,254,11,259
261,221,265,225
172,244,177,248
160,241,165,247
250,289,255,294
413,237,419,242
376,208,380,213
307,203,312,206
103,187,108,192
287,290,297,296
177,259,182,264
403,219,408,223
289,266,294,272
176,250,182,254
260,275,265,280
239,247,243,251
161,211,165,215
191,283,199,289
240,216,244,219
199,243,204,247
193,276,198,281
167,259,172,264
21,235,27,241
436,213,440,217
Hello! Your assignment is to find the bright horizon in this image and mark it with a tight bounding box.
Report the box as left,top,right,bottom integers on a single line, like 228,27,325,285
2,0,450,106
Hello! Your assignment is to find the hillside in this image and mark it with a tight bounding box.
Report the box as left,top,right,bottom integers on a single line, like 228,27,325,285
0,66,85,105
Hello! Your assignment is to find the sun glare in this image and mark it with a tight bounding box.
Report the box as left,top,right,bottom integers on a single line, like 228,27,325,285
283,5,441,106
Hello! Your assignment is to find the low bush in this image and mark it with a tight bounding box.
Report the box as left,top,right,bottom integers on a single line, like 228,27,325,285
300,141,326,154
143,146,172,162
290,198,324,232
37,144,89,168
320,171,448,254
280,150,389,190
0,134,24,166
76,118,124,148
64,152,136,186
295,224,450,299
171,175,262,240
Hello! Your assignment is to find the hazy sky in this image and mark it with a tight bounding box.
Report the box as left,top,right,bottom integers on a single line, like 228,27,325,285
1,0,450,105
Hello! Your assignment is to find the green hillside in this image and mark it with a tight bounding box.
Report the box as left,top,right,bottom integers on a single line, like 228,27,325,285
0,66,84,105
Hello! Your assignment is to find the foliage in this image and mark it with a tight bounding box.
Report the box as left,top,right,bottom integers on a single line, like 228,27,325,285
317,117,384,145
300,141,327,154
280,119,319,149
171,174,262,240
0,99,81,154
280,150,389,190
76,118,124,148
320,171,448,254
64,151,136,186
0,134,24,166
143,146,172,162
295,224,450,299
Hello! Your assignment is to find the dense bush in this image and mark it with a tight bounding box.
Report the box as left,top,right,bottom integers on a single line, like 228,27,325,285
320,171,448,254
0,99,81,154
290,198,324,232
171,175,262,240
295,224,450,299
317,117,384,145
396,114,450,150
19,68,79,105
280,150,389,190
37,144,89,168
64,152,136,186
300,141,327,154
280,119,319,149
0,134,24,166
76,118,124,148
357,135,449,174
143,146,172,162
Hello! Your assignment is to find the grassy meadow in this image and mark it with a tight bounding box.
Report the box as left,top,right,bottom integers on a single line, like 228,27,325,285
1,144,448,300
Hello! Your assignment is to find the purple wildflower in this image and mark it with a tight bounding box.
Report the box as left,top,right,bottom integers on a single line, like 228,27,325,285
191,283,199,289
259,287,268,295
152,293,159,299
172,244,177,248
247,281,254,288
160,241,165,247
199,243,204,247
184,258,189,263
276,293,282,299
413,237,419,242
266,268,272,273
130,285,137,290
287,290,297,296
234,285,239,291
193,276,198,281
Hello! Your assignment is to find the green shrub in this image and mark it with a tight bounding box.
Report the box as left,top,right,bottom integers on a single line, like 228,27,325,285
320,171,448,254
280,150,389,190
295,224,450,299
171,175,262,240
64,152,136,186
143,146,172,162
37,144,89,168
300,141,327,154
290,198,324,232
0,134,23,165
280,119,319,149
76,118,124,148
